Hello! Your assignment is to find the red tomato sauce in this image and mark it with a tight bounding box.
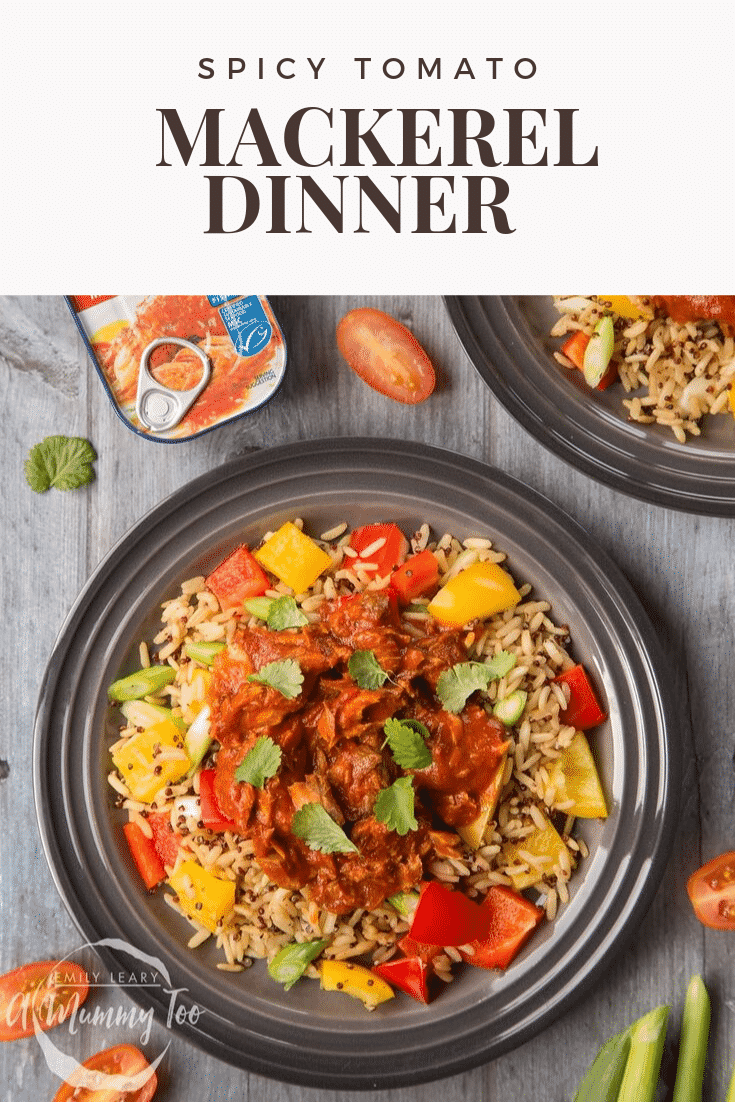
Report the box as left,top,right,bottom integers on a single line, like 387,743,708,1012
209,590,509,914
652,295,735,329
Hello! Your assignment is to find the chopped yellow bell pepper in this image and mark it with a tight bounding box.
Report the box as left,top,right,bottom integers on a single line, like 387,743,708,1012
501,811,570,891
254,522,332,594
319,960,395,1008
456,753,508,850
112,719,190,803
427,560,521,626
167,860,236,934
597,295,652,320
549,732,607,818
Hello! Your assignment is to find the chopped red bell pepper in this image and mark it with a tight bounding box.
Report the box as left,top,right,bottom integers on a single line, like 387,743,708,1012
199,768,237,831
561,331,589,370
397,934,443,965
123,821,166,891
147,811,181,868
389,549,440,604
205,545,269,610
459,886,543,970
349,523,409,579
373,956,432,1004
408,881,492,947
560,331,618,391
552,664,606,730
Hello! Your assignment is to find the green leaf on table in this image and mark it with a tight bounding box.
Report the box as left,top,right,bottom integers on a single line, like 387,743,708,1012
24,435,96,493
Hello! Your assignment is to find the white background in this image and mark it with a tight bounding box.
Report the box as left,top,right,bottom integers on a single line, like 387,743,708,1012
2,1,733,291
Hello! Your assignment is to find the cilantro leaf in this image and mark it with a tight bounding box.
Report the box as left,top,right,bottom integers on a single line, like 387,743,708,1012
348,649,391,690
374,776,418,835
24,435,96,493
234,736,282,787
248,658,303,699
291,802,359,854
268,938,330,991
266,595,309,631
436,655,516,714
382,718,432,770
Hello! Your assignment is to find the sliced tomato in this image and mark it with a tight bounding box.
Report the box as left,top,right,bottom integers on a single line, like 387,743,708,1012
0,960,89,1041
53,1043,157,1101
337,307,436,404
687,852,735,930
408,881,492,947
147,811,182,868
199,768,237,831
373,956,432,1004
459,886,543,970
123,821,166,891
349,523,409,579
205,545,269,610
552,664,606,730
389,549,440,604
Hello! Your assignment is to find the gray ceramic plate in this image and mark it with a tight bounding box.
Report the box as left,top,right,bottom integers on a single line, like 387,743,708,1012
33,438,680,1089
445,296,735,515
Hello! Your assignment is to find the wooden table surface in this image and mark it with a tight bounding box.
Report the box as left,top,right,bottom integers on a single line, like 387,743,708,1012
2,295,733,1100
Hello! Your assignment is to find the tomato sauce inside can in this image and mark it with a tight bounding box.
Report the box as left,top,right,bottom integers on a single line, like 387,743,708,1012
67,295,287,441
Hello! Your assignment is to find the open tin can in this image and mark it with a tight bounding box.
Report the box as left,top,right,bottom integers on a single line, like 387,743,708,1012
66,295,287,441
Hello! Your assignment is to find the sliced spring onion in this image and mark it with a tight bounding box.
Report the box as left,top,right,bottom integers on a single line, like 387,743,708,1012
267,938,330,991
672,975,710,1102
573,1028,631,1102
185,705,212,775
108,665,176,702
243,596,275,620
616,1004,670,1102
386,890,420,919
582,315,615,388
120,699,186,732
183,641,226,666
492,689,527,726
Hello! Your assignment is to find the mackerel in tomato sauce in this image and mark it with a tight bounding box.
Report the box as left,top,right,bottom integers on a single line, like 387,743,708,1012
209,590,509,915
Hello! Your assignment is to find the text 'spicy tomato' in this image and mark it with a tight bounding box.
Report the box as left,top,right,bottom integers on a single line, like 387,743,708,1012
408,881,493,947
336,307,436,404
52,1043,158,1102
687,852,735,930
0,960,89,1041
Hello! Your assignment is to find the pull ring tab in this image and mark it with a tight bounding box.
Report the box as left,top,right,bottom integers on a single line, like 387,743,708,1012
136,337,211,432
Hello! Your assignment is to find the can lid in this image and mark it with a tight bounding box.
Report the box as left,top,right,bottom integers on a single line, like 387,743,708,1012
135,337,211,431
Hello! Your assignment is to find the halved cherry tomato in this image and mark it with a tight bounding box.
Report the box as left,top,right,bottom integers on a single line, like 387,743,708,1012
408,881,492,947
0,960,89,1041
336,307,436,404
389,549,440,604
52,1043,157,1102
199,768,237,831
349,523,409,579
147,811,182,868
373,956,432,1004
459,886,543,970
552,664,606,730
687,852,735,930
123,821,166,891
205,544,269,610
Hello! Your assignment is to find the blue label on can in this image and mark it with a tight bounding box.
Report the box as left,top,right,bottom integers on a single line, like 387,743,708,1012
219,297,273,357
207,295,239,307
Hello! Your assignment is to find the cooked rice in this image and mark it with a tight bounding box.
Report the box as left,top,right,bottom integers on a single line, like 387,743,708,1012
551,295,735,441
109,521,599,990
